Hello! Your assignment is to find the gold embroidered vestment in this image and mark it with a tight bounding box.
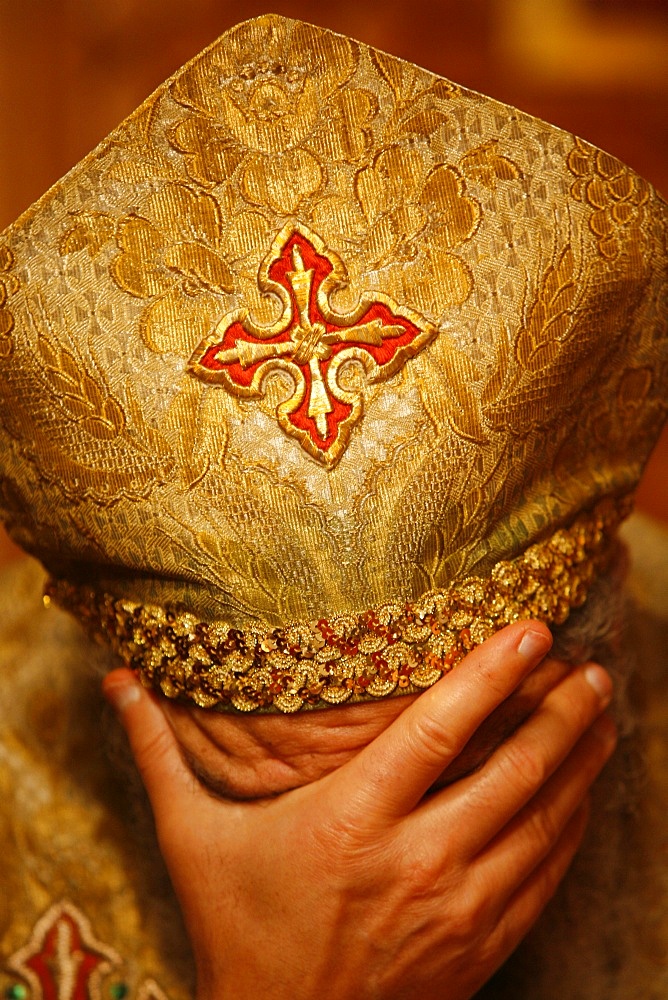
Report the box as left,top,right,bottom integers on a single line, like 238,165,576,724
0,15,665,712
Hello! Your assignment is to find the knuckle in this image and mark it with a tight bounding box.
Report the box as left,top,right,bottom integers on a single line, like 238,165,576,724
403,846,445,901
407,712,458,769
499,738,549,794
481,909,521,968
476,664,513,703
308,812,402,893
308,798,387,867
526,800,560,849
329,813,369,854
135,727,173,777
449,884,495,947
531,851,567,908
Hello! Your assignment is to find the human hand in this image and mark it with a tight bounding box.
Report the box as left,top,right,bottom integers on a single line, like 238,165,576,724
103,621,616,1000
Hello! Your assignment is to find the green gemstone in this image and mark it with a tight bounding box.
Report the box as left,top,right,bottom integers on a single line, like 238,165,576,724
109,984,129,1000
5,985,29,1000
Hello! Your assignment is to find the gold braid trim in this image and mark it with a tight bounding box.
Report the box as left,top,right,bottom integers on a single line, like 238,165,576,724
45,498,630,713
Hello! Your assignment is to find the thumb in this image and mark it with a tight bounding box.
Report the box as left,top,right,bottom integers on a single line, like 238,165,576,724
102,668,195,821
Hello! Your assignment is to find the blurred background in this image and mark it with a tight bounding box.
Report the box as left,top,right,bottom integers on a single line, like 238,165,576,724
0,0,666,562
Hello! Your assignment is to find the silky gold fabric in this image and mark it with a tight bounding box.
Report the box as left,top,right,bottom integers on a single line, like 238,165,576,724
0,558,193,1000
0,15,666,709
3,531,668,998
46,499,627,711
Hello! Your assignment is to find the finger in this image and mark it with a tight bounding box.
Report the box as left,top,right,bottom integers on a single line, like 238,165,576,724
416,661,612,856
332,620,554,825
474,712,616,899
481,798,590,976
438,655,572,786
422,660,612,858
102,668,200,824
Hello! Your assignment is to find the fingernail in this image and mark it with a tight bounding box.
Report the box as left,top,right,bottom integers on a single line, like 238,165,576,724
584,664,613,705
517,628,551,662
104,680,140,713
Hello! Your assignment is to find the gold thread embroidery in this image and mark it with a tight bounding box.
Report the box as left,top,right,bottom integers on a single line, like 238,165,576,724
567,137,649,261
0,245,17,357
0,16,665,725
36,333,126,442
189,222,437,467
59,212,117,258
346,153,479,303
61,184,248,359
5,900,121,1000
46,499,628,714
460,140,523,190
0,297,172,505
3,900,175,1000
168,17,372,211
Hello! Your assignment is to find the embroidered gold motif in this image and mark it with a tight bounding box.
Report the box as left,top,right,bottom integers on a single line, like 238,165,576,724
567,137,650,260
5,901,121,1000
460,141,522,190
37,333,126,442
189,223,437,467
0,15,666,715
0,299,172,505
60,212,117,259
169,17,373,212
47,500,627,713
61,184,259,359
3,900,174,1000
312,153,480,316
0,246,16,357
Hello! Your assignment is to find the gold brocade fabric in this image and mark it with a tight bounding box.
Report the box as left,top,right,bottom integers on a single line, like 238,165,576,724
0,558,194,1000
2,525,668,998
0,15,666,710
46,499,628,711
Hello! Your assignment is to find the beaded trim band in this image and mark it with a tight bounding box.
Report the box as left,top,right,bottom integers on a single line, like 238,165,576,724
45,498,629,713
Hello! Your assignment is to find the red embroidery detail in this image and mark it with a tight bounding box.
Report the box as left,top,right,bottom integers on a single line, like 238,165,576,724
189,223,436,468
6,901,121,1000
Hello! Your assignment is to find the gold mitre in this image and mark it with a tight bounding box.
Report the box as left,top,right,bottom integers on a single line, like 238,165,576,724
0,15,666,712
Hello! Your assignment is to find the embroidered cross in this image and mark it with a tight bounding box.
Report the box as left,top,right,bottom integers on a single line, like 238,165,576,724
189,223,437,468
5,901,121,1000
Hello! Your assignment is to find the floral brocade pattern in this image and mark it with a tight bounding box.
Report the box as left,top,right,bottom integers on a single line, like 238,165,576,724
0,15,667,711
567,137,650,261
169,21,369,205
47,500,627,712
0,246,17,356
